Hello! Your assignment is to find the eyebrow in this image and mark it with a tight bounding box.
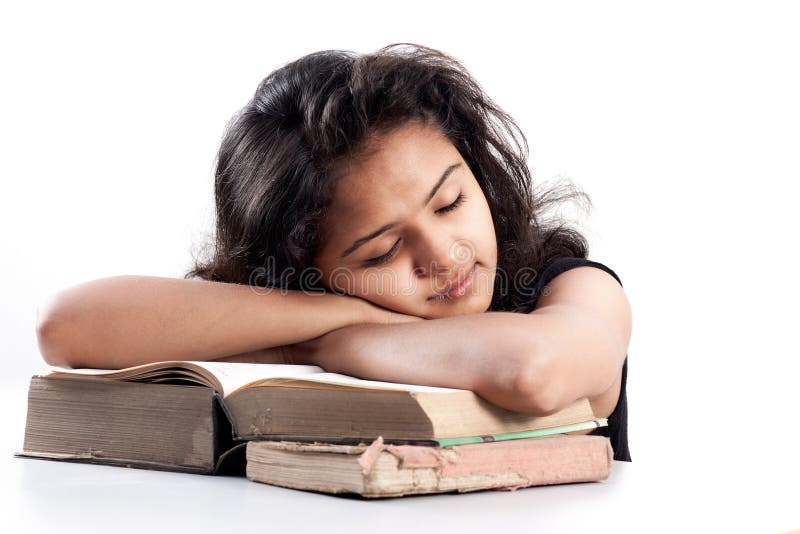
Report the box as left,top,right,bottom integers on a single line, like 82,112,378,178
340,162,462,259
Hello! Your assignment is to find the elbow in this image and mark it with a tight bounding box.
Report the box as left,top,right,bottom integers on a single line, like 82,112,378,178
510,349,564,416
35,296,78,368
36,315,72,368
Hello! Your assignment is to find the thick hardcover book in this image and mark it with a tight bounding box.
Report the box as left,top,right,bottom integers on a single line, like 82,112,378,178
246,434,614,497
19,361,605,475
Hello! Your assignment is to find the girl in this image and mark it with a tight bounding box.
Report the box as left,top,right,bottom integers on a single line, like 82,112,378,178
35,44,632,461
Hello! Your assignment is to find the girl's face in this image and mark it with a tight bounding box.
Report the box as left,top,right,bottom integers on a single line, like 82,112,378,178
313,121,498,319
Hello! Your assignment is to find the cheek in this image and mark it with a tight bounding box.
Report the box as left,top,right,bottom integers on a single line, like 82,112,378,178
350,265,429,314
357,266,417,298
478,194,495,226
464,196,496,244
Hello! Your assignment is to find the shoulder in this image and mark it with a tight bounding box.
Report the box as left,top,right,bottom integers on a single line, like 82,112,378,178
532,259,631,355
534,260,628,317
534,258,622,295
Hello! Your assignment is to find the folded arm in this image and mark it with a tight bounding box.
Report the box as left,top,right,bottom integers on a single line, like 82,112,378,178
299,266,632,417
304,312,551,414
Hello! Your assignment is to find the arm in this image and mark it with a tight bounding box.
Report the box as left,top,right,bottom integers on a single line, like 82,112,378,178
300,267,632,416
34,275,416,369
302,313,550,414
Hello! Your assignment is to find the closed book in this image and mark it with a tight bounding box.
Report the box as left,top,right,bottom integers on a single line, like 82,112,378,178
246,434,614,498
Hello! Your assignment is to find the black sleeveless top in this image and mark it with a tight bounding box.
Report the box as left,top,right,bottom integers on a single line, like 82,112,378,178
523,257,631,462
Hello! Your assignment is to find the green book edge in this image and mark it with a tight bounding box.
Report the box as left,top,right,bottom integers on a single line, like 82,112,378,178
433,418,608,447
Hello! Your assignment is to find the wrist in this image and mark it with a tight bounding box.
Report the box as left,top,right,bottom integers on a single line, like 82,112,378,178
326,293,372,326
285,330,339,370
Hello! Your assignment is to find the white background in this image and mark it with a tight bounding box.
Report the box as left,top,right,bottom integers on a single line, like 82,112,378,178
2,1,799,532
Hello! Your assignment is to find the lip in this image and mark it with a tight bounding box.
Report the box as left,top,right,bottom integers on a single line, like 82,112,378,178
429,264,477,303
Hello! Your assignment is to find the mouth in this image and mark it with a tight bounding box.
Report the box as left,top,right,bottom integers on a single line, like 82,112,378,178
428,264,477,303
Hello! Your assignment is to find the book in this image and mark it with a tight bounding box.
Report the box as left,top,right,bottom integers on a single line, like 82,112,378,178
19,361,605,475
246,434,614,498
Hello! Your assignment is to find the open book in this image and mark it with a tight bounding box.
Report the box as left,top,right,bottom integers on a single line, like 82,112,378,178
20,361,605,475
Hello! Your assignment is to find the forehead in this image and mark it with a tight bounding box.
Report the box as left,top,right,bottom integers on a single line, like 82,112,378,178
326,122,460,219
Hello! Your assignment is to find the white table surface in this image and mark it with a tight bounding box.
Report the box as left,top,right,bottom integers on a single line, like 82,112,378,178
3,382,799,534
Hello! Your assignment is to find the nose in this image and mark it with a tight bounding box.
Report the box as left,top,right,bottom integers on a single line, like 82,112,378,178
412,232,471,278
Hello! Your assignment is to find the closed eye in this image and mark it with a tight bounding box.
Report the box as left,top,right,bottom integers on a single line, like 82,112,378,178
364,239,401,266
363,192,467,266
436,192,465,214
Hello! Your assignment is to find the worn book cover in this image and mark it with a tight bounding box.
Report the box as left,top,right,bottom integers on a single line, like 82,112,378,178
246,434,614,497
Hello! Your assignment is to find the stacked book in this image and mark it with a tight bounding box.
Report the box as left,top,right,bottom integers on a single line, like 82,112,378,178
18,361,614,498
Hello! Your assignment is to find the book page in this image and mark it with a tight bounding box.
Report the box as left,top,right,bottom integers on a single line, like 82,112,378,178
190,362,324,396
235,371,468,396
42,361,466,397
44,361,325,397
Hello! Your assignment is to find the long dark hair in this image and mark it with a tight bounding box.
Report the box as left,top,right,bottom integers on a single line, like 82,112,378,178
185,43,590,312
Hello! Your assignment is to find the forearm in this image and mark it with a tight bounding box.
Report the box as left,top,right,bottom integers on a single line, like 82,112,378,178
312,312,551,414
36,275,369,369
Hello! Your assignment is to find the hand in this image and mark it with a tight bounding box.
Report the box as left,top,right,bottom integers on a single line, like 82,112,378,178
357,299,426,325
280,335,326,366
212,342,323,367
282,324,357,372
212,299,424,368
